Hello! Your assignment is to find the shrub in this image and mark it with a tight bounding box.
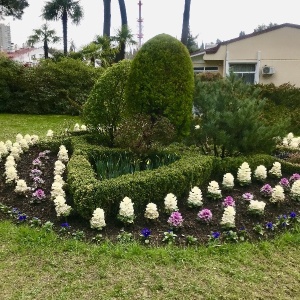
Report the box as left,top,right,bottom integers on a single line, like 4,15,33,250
193,73,289,157
82,59,131,146
0,56,102,114
125,34,194,139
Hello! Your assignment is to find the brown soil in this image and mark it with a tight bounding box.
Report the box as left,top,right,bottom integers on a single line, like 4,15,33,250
1,145,300,247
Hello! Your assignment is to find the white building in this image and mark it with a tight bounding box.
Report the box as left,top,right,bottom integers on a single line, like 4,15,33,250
6,47,51,65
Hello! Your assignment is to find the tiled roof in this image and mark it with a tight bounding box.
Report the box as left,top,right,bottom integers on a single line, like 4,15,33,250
191,23,300,56
6,47,35,59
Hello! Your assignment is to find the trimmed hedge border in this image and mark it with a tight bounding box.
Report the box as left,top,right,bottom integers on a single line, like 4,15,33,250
65,136,300,220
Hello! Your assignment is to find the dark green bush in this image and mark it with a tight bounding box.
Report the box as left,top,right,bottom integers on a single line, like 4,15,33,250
255,83,300,135
125,34,195,139
193,73,289,157
82,59,131,146
0,56,102,114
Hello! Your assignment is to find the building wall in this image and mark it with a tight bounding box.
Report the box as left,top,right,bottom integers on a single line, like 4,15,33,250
0,23,12,51
194,26,300,87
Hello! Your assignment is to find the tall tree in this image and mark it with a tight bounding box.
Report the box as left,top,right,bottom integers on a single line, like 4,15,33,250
103,0,111,37
27,23,60,59
0,0,28,19
181,0,191,46
42,0,83,55
113,26,137,62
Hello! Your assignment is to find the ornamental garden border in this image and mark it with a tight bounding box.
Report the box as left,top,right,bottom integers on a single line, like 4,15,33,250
65,135,300,221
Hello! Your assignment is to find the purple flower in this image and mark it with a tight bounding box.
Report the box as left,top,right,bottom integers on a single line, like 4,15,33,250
290,173,300,184
32,189,46,200
38,150,50,159
242,193,253,201
222,196,235,207
32,177,45,184
260,184,273,197
266,222,274,230
290,212,297,218
30,169,42,178
197,209,213,222
32,158,42,166
18,214,27,221
141,228,151,238
211,231,220,239
279,178,290,191
61,222,70,228
167,211,184,228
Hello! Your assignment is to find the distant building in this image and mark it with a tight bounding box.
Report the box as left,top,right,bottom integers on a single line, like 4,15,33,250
0,23,12,51
6,47,51,65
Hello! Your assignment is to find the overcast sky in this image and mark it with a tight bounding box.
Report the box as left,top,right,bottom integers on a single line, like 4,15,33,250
3,0,300,51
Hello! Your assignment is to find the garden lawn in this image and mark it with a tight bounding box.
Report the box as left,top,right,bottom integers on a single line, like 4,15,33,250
0,220,300,299
0,114,81,141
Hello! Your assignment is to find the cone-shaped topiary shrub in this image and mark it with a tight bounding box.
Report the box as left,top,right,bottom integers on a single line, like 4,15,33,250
125,34,194,139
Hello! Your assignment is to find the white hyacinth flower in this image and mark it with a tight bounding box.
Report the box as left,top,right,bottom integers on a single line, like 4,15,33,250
187,186,203,207
144,202,159,219
90,208,106,230
164,193,178,213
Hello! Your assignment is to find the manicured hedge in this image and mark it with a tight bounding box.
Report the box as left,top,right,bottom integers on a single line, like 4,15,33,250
66,136,300,220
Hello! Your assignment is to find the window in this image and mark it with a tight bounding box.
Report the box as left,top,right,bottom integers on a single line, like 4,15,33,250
194,66,218,73
229,63,256,84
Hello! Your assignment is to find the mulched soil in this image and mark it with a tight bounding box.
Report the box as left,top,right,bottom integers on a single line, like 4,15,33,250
1,145,300,247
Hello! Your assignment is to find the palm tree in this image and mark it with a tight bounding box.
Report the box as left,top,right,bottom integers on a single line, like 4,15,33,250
27,23,60,59
42,0,83,55
181,0,191,46
113,26,137,62
115,0,128,61
103,0,111,37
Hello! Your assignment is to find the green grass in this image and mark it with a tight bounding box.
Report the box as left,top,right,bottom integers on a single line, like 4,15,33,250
1,220,300,299
1,114,300,299
0,114,81,141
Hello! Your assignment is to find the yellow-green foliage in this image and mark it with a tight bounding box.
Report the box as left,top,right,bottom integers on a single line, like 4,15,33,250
82,59,131,145
125,34,195,139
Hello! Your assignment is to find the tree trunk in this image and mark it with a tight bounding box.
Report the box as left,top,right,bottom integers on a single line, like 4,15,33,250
44,40,49,59
115,0,128,62
62,9,68,54
181,0,191,46
103,0,111,37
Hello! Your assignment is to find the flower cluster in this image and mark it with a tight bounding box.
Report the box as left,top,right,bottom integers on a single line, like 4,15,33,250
282,132,300,148
237,162,251,186
73,123,87,132
290,173,300,184
30,150,50,203
253,165,267,182
14,179,30,195
4,155,18,183
140,228,151,244
248,200,266,215
268,162,282,178
279,178,290,192
0,141,9,160
187,186,203,208
90,208,106,230
54,160,66,176
197,208,212,223
57,145,69,163
54,195,72,217
260,184,273,197
167,211,184,228
270,185,285,203
222,173,235,190
164,193,178,213
46,129,54,138
118,196,135,224
242,192,254,201
144,202,159,220
220,206,236,229
291,180,300,201
207,181,222,200
222,196,235,207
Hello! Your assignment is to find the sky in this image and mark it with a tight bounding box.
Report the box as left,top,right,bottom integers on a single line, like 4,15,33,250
3,0,300,51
